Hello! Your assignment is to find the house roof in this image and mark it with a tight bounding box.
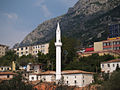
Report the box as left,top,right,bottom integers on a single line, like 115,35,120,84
62,70,93,74
101,59,120,64
80,50,120,55
31,70,93,75
0,72,16,75
28,63,42,66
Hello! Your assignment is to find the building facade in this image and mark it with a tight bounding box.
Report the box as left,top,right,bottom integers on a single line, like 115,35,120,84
108,23,120,38
29,70,94,87
0,66,11,71
0,72,16,80
94,39,120,52
14,43,49,57
26,63,42,74
101,59,120,73
0,44,9,57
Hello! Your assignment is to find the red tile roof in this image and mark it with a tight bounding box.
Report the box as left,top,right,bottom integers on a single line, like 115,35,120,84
0,72,16,75
101,59,120,64
31,70,93,75
62,70,93,74
81,50,120,55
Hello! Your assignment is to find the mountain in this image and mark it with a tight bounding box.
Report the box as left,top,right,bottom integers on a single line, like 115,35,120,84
18,0,120,48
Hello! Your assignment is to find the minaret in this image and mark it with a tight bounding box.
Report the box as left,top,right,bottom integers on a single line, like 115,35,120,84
55,22,62,80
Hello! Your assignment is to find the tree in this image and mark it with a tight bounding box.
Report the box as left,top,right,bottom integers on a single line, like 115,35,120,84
102,71,120,90
0,50,18,66
17,54,36,66
48,37,77,70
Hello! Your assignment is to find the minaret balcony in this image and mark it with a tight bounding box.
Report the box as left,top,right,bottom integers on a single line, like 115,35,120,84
55,42,62,46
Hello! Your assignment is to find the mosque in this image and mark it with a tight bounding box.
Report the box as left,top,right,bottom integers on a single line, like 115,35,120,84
28,23,94,87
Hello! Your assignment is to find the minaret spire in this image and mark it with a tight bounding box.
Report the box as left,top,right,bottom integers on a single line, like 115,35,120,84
55,22,62,81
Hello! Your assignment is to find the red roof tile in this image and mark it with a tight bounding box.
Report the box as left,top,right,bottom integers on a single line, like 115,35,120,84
101,59,120,64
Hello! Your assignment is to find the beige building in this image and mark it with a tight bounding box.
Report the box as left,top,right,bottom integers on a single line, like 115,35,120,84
14,43,49,57
29,70,94,87
94,39,120,52
0,44,9,57
0,66,11,71
0,72,16,80
27,63,42,74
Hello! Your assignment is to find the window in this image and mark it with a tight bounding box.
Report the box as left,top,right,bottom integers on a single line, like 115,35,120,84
83,80,84,83
67,81,68,84
17,48,19,51
102,64,104,68
83,75,84,79
74,80,77,84
75,76,76,78
26,51,28,54
7,68,9,70
21,48,23,50
108,64,110,67
67,77,68,79
21,52,23,55
113,64,115,67
32,77,34,80
7,75,10,78
103,43,107,46
40,66,42,69
26,47,28,49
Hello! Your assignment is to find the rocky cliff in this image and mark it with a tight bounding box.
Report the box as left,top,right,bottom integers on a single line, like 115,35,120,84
18,0,120,47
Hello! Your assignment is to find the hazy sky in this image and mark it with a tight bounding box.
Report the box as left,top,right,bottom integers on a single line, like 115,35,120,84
0,0,78,48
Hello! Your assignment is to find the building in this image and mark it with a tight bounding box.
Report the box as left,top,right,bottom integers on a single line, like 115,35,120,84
78,50,120,57
27,63,42,74
14,43,49,57
0,72,16,80
0,44,9,57
108,23,120,38
94,38,120,52
0,66,11,71
101,59,120,73
29,70,94,87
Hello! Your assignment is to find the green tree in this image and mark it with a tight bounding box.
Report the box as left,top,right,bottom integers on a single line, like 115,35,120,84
102,71,120,90
17,54,36,66
0,50,18,66
48,37,77,70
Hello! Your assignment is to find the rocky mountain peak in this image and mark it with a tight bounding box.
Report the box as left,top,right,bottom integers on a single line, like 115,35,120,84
16,0,120,48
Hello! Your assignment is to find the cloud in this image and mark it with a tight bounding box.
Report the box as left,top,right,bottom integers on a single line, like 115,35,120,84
34,0,45,7
41,5,51,17
4,13,18,20
34,0,52,17
60,0,78,7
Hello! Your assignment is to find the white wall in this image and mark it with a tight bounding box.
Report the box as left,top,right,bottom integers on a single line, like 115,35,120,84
28,73,94,87
29,75,37,81
63,74,93,87
101,62,120,73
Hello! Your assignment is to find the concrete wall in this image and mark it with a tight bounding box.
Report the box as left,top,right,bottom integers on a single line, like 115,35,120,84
94,42,103,51
0,75,13,79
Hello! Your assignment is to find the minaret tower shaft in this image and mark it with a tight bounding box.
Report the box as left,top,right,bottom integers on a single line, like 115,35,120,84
55,22,62,80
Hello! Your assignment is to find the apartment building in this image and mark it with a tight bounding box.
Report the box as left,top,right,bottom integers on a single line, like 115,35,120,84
14,43,49,57
0,44,9,57
94,38,120,52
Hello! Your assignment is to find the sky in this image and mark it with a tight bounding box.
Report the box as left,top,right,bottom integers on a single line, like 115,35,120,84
0,0,78,48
